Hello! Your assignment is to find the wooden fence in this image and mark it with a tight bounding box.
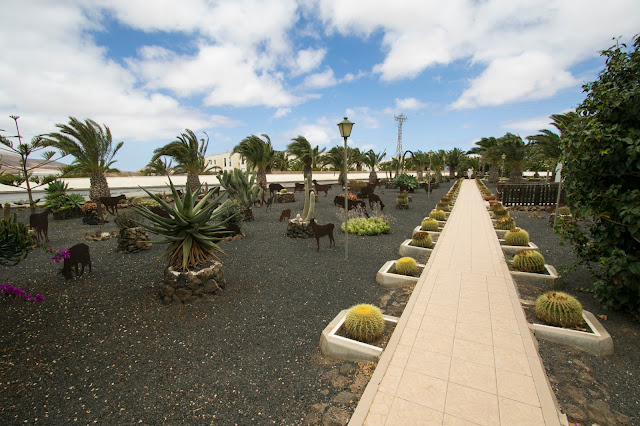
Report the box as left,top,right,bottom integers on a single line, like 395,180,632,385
496,183,564,206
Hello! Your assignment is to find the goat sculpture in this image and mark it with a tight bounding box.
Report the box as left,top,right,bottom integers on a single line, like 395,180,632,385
309,218,335,251
29,208,52,244
279,209,291,222
312,180,331,197
60,243,92,280
99,194,126,215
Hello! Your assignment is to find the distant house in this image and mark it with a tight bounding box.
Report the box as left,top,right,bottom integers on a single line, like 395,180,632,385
204,152,246,172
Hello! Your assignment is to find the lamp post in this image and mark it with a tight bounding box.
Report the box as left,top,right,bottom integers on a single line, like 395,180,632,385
337,117,354,260
501,154,506,180
428,151,433,199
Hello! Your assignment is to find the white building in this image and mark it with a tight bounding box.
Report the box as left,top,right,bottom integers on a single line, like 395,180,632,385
204,151,246,172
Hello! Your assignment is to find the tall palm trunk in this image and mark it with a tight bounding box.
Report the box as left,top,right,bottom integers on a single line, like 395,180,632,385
90,171,111,202
488,165,499,183
303,165,312,180
186,172,201,193
368,170,378,184
256,168,267,192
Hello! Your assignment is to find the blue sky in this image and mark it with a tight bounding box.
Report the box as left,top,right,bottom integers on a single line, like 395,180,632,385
1,1,638,171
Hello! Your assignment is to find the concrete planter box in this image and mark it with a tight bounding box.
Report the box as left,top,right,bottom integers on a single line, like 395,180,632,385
495,229,509,238
376,260,425,288
411,226,441,240
530,310,613,356
319,309,399,363
398,239,434,263
510,264,561,288
499,240,539,255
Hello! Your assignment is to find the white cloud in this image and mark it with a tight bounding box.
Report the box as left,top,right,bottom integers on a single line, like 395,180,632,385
289,48,326,76
501,110,572,134
303,67,338,89
345,107,380,129
394,98,426,110
274,108,292,118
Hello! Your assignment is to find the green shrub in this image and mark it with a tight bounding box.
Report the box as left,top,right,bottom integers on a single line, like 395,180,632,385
0,218,34,266
344,304,385,343
557,206,571,215
535,292,583,328
341,217,390,235
392,173,418,191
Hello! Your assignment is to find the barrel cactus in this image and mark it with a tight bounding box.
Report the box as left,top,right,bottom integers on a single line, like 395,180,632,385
512,249,546,273
344,304,385,343
489,202,504,211
395,257,419,276
496,217,516,230
504,228,529,246
421,218,439,231
535,292,583,328
558,206,571,216
411,231,433,248
436,202,450,212
492,208,509,219
429,209,446,221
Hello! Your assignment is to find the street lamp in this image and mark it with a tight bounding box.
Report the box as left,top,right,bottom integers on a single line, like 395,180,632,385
428,151,433,199
501,154,506,180
337,117,354,260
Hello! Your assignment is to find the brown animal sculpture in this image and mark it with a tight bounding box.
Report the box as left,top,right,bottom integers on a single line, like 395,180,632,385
279,209,291,222
264,195,275,210
60,243,92,280
29,208,52,244
294,183,305,192
312,180,332,197
309,218,335,251
269,183,284,197
358,186,374,199
368,193,385,211
99,194,127,215
333,195,370,217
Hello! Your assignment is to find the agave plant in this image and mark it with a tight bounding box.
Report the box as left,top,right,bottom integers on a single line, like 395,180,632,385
132,179,234,271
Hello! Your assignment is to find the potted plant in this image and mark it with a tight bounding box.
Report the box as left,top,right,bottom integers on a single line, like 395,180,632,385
392,173,419,192
376,256,425,287
115,209,152,253
501,227,538,254
133,180,234,304
395,190,409,209
400,232,435,262
495,216,516,238
508,249,560,287
43,179,85,220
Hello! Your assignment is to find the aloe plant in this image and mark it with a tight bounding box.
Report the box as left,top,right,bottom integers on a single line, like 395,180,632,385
133,179,233,271
218,169,263,220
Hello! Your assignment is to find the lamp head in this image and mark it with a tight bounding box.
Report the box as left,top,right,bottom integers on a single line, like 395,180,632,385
337,117,354,138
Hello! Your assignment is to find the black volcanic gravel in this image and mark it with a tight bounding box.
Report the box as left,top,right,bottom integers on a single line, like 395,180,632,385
0,180,454,425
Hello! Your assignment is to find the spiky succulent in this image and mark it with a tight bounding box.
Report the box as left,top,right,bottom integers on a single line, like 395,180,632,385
489,202,504,211
0,218,34,266
496,216,516,230
512,249,546,273
436,202,450,212
421,218,439,231
504,228,529,246
395,257,419,276
492,208,509,219
344,304,385,343
535,292,583,328
114,209,144,230
411,231,433,248
133,179,234,271
429,209,446,221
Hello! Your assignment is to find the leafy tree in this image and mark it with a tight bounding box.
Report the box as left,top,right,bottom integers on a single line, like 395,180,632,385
497,133,527,181
44,117,122,202
232,134,275,192
287,136,325,178
271,150,291,172
151,129,211,192
323,145,356,187
526,129,561,180
0,116,64,213
362,149,386,183
558,36,640,315
141,157,174,176
469,137,500,182
445,148,465,178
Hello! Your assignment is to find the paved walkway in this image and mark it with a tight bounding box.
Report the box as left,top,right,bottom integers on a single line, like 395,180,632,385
350,180,567,425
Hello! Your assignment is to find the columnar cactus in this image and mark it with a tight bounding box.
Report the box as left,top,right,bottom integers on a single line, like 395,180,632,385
301,175,311,220
535,292,583,328
303,190,316,224
421,218,439,231
504,228,529,246
395,257,419,276
411,231,433,248
512,249,546,273
496,217,516,230
429,209,446,221
344,304,386,343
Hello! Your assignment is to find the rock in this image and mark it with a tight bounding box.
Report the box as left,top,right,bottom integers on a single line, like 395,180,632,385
562,403,587,423
332,391,358,405
162,261,225,304
586,400,615,426
339,363,355,376
304,403,328,424
572,359,591,372
560,385,587,406
330,376,351,390
321,406,350,426
323,369,340,382
175,288,192,301
349,374,370,394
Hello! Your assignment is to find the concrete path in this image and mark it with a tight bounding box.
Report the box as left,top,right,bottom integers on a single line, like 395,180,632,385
350,180,567,425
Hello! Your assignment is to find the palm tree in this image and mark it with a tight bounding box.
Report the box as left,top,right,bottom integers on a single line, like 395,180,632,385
323,145,356,187
141,157,173,176
497,133,527,181
271,151,291,172
469,137,501,182
526,129,561,180
152,129,210,192
362,149,386,183
287,136,325,179
44,117,123,202
411,151,430,182
232,134,275,191
445,148,465,178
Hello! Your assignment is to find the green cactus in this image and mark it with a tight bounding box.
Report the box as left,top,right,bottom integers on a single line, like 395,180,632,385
421,218,439,231
218,169,263,217
436,202,450,212
114,209,144,230
303,190,316,223
489,202,504,211
535,292,583,328
396,196,409,204
411,231,433,248
495,217,516,230
302,175,311,220
395,257,419,276
492,208,509,219
557,206,571,215
504,228,529,246
0,218,34,266
429,209,446,221
344,304,386,343
3,203,10,221
512,249,546,273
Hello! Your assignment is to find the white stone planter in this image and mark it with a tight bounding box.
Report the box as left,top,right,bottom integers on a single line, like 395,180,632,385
495,229,509,238
398,239,434,263
510,264,560,288
499,240,539,255
376,260,425,288
411,226,441,240
530,310,613,356
319,309,399,363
